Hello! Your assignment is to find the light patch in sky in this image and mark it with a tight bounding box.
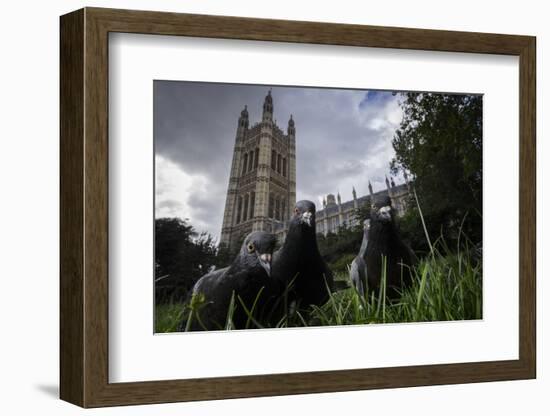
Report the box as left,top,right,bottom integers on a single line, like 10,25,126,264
154,82,408,241
155,155,223,240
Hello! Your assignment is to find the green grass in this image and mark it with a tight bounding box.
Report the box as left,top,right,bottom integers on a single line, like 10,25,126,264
155,303,185,333
156,190,481,332
155,237,482,332
310,243,482,326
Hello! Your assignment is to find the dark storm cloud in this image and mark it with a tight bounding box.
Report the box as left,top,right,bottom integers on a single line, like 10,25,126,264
154,81,404,239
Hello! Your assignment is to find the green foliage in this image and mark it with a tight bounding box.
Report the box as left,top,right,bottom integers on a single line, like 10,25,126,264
154,303,185,333
155,217,221,304
391,92,483,252
317,222,363,265
213,242,237,269
311,240,482,325
328,253,356,275
353,204,371,225
158,236,482,332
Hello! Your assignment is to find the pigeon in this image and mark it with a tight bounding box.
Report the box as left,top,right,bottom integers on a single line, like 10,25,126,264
181,231,278,331
272,200,334,313
364,196,415,299
350,219,370,296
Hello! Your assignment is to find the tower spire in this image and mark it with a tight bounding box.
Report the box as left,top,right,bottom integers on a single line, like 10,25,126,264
287,114,295,136
262,89,273,122
237,104,249,130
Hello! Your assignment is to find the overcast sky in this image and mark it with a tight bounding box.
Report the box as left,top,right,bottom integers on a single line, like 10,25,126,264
154,81,405,241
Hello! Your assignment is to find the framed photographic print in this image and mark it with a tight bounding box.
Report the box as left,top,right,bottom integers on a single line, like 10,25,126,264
60,7,536,408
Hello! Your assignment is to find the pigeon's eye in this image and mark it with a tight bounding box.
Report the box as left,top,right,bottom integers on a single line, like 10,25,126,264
247,243,255,253
294,208,299,215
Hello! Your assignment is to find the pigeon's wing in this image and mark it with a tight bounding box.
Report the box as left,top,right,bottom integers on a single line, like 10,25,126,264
183,267,234,331
272,244,301,290
217,267,275,329
350,256,366,296
193,267,227,297
320,256,335,291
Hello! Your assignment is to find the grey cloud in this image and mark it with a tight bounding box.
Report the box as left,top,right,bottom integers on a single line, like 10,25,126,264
155,81,404,239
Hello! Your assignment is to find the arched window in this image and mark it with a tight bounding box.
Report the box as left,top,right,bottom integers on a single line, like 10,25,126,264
248,151,254,172
268,193,274,218
236,196,243,224
271,150,276,170
250,192,255,219
243,194,249,222
254,148,259,169
275,197,280,220
277,154,282,174
282,158,287,177
242,153,248,175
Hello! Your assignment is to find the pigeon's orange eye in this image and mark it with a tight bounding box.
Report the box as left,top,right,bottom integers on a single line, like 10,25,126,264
294,208,299,215
247,243,255,253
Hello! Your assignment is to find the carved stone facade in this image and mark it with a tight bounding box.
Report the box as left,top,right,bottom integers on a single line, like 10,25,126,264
220,91,296,251
317,177,411,236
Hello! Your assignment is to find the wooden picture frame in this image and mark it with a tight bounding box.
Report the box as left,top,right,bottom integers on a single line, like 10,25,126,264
60,7,536,408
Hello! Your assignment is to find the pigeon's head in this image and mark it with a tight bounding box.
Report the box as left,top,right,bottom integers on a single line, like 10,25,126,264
371,195,393,224
293,200,316,228
242,231,277,276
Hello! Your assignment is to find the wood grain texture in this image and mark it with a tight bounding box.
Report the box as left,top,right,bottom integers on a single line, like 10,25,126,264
518,38,537,376
59,7,537,408
59,8,84,407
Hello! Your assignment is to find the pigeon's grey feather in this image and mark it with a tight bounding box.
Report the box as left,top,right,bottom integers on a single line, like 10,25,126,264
350,219,370,296
364,197,415,300
272,200,334,313
181,231,279,331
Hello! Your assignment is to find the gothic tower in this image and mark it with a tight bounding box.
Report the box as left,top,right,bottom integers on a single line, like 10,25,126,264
220,90,296,251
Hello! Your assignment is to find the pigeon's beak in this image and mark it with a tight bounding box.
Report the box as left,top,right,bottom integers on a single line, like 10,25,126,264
258,253,272,276
300,211,313,227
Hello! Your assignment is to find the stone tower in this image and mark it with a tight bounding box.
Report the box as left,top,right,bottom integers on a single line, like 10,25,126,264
220,90,296,251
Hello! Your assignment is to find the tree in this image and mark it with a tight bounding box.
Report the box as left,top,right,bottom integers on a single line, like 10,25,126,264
155,218,219,303
391,92,482,252
352,204,371,225
317,221,363,273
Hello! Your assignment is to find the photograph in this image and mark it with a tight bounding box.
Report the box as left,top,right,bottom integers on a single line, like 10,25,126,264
153,81,483,333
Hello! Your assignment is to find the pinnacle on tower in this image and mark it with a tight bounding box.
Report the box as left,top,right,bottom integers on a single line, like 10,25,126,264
262,89,274,122
287,114,296,136
238,104,249,129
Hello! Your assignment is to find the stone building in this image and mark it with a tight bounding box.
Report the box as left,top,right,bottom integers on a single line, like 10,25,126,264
317,176,411,236
220,90,296,251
